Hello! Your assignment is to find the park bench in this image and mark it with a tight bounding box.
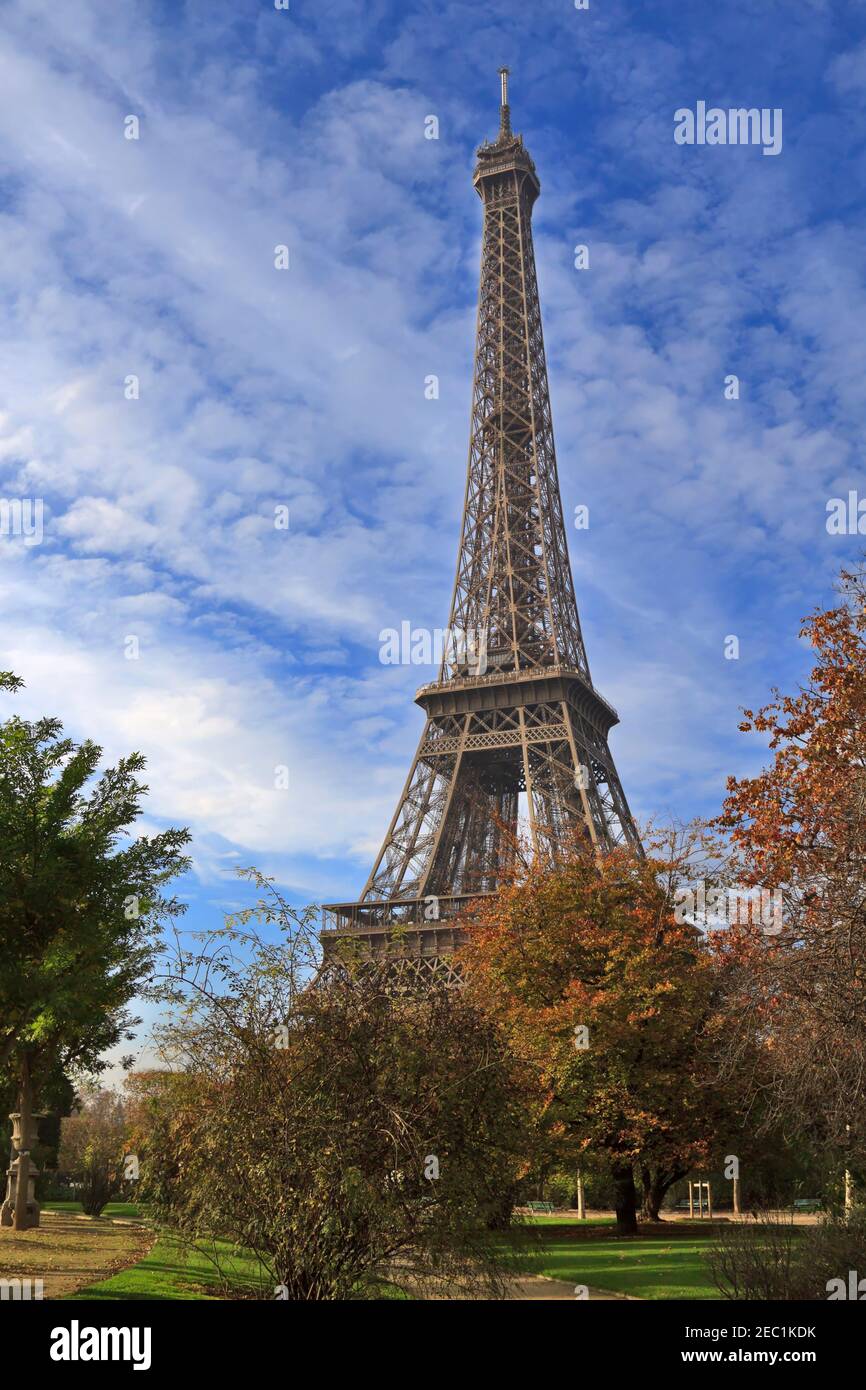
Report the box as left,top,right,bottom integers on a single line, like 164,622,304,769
792,1198,822,1212
527,1201,555,1214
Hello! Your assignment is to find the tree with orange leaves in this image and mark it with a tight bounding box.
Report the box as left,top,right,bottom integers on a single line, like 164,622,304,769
459,825,735,1234
715,561,866,1162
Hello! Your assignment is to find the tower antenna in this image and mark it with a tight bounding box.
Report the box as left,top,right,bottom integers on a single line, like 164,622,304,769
499,66,511,137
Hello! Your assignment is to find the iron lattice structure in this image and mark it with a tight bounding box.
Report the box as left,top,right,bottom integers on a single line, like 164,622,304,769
323,74,640,978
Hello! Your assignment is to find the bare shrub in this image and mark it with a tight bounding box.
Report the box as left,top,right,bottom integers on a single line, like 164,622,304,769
708,1207,866,1300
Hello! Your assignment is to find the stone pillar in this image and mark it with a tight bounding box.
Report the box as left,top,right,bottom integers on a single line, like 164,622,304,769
0,1111,42,1229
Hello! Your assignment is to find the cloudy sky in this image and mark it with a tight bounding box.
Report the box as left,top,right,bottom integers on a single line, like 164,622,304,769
1,0,865,1025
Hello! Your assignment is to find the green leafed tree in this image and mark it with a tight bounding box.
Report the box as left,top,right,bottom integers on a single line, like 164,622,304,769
0,672,190,1227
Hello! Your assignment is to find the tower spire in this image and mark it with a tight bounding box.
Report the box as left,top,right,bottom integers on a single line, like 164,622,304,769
498,66,512,139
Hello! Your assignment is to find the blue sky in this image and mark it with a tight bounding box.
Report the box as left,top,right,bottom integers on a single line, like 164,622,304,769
1,0,865,1064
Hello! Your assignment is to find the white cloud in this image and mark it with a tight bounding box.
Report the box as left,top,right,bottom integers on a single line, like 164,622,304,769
0,0,862,926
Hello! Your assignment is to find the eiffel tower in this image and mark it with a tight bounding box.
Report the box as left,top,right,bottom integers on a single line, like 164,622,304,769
322,72,640,980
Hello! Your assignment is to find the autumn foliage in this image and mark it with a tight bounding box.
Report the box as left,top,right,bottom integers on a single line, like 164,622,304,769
715,562,866,1150
458,829,734,1232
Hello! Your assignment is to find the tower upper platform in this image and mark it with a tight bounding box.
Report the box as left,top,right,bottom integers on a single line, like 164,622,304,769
473,67,540,201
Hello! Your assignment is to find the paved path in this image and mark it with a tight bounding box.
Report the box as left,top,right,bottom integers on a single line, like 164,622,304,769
0,1210,154,1298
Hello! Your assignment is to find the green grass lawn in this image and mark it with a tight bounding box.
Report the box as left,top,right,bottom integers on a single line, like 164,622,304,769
41,1201,266,1300
65,1232,412,1301
65,1232,267,1301
43,1201,142,1220
42,1202,719,1301
46,1206,404,1301
512,1221,722,1299
520,1214,617,1228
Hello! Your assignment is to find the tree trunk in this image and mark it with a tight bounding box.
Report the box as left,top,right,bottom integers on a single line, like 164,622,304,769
12,1054,33,1232
640,1164,685,1222
486,1182,519,1230
642,1176,666,1222
612,1162,638,1235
